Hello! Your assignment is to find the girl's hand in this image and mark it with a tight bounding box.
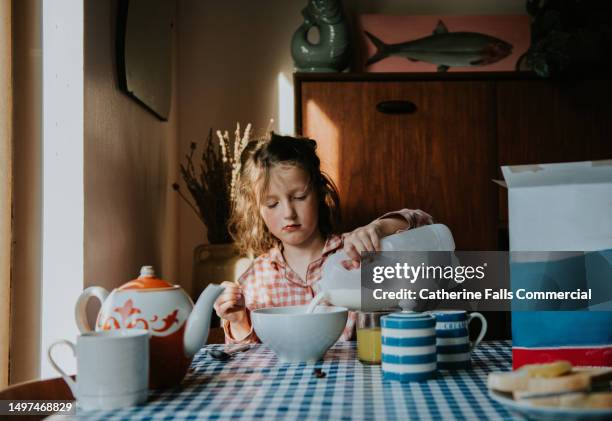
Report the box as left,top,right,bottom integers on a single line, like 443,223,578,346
340,209,434,269
214,281,247,323
342,221,383,269
405,208,434,229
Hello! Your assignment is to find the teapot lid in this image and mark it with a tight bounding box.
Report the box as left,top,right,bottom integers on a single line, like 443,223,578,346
118,265,174,290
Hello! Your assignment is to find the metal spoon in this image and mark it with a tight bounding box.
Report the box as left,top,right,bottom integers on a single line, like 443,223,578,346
208,344,251,361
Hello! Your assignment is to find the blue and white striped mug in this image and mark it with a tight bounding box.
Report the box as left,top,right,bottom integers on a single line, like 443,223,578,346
431,310,487,370
381,312,437,382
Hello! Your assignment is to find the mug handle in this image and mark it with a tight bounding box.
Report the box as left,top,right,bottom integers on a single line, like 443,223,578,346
75,286,109,332
467,312,488,351
47,340,78,398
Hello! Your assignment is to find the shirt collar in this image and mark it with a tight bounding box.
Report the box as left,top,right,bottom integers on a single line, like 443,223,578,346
268,234,343,269
268,245,286,268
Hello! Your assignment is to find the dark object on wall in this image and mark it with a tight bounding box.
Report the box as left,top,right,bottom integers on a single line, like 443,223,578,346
117,0,174,120
521,0,612,77
291,0,350,72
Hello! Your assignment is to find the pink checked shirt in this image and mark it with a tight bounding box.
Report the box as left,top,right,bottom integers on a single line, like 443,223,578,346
223,209,422,344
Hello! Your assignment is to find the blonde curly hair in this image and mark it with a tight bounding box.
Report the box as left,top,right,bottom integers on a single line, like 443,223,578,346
228,133,341,257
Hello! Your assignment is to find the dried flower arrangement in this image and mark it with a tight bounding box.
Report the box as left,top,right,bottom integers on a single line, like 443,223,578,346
173,123,252,244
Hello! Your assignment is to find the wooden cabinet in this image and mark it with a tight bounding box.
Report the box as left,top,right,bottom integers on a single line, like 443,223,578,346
497,79,612,167
295,72,612,339
297,78,498,251
296,73,612,249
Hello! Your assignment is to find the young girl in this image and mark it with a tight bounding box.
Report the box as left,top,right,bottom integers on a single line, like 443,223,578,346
214,133,433,344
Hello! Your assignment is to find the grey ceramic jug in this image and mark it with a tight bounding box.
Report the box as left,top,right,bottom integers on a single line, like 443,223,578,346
291,0,350,72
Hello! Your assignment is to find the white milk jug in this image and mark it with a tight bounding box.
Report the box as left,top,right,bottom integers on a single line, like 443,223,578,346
312,224,456,311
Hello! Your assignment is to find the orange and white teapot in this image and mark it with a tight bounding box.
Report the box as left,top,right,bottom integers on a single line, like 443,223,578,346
75,265,224,388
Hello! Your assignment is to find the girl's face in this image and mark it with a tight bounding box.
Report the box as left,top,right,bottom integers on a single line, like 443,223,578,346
260,164,321,248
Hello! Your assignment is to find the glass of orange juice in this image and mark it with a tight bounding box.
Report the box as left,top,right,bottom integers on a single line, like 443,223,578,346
357,311,391,364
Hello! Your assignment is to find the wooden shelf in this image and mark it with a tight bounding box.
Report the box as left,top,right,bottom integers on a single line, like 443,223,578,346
294,71,540,83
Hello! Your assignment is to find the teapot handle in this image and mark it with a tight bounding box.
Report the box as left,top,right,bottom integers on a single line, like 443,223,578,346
75,286,109,333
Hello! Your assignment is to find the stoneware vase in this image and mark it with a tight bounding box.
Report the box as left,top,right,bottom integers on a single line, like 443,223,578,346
193,243,251,317
291,0,350,72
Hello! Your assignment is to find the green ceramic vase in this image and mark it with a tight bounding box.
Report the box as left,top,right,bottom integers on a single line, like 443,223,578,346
291,0,350,72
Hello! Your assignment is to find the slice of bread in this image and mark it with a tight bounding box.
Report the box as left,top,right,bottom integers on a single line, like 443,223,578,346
572,366,612,384
488,361,575,393
525,372,591,395
515,395,563,407
584,392,612,409
489,361,612,411
525,360,572,378
558,392,588,408
488,369,529,392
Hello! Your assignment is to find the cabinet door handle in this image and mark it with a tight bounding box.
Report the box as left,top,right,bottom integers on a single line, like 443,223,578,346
376,100,418,115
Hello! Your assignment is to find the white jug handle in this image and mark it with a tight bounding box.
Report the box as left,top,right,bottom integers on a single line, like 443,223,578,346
468,312,488,351
47,340,78,399
75,286,109,333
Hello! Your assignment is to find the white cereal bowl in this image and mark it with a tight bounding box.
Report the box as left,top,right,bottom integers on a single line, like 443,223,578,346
251,305,348,363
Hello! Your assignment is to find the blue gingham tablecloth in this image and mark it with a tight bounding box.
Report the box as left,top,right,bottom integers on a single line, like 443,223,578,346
76,340,522,421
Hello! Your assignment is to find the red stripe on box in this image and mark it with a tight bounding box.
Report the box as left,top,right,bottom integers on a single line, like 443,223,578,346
513,347,612,369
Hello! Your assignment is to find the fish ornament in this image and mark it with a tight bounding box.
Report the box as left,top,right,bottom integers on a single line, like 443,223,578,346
365,20,513,72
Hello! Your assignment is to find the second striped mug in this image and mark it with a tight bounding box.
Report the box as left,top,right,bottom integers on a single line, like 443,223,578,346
431,310,487,370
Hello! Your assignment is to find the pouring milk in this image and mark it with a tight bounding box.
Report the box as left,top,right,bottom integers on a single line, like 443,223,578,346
306,224,456,313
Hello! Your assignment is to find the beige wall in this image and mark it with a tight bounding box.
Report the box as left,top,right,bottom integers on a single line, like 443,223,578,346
346,0,524,14
1,0,12,388
175,0,525,295
10,0,179,384
84,0,179,302
176,0,301,294
10,0,42,384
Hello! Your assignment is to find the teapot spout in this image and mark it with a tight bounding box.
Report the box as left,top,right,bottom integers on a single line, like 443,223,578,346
184,283,225,358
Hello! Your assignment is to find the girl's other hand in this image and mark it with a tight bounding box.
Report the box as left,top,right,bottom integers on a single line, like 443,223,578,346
342,220,383,270
214,281,247,323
